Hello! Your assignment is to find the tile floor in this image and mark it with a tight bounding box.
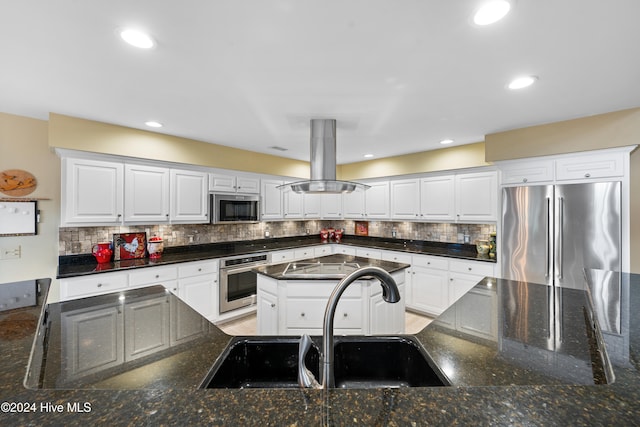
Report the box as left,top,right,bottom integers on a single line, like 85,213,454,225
217,310,433,335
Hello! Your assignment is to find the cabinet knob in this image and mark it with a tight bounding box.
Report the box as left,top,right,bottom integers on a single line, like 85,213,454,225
155,274,160,279
97,283,103,288
300,312,305,317
585,173,591,178
468,267,472,271
523,178,528,183
166,214,169,218
450,278,453,281
117,214,122,218
271,303,276,308
343,313,348,317
198,268,202,272
427,262,431,265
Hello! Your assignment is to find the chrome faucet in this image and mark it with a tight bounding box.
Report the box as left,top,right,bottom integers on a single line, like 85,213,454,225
298,266,401,389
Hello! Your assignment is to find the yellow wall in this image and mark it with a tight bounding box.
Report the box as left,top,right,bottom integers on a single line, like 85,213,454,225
485,107,640,273
338,142,488,180
0,113,60,287
48,113,310,178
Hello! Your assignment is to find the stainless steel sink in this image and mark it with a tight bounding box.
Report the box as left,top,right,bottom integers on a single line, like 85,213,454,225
200,336,449,389
282,262,360,278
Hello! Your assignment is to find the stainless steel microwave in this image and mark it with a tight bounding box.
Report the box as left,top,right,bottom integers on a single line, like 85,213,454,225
210,193,260,223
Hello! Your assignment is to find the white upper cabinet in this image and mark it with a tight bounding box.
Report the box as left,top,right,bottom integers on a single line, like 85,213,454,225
283,186,303,219
390,179,420,220
170,169,209,223
499,159,553,185
303,193,322,218
124,164,170,223
420,175,456,221
261,179,284,220
555,150,625,181
321,193,343,218
364,181,390,219
455,171,497,222
343,189,365,218
62,157,124,225
209,172,259,194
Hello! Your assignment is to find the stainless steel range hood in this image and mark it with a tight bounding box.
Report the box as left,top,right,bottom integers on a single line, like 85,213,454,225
278,119,370,194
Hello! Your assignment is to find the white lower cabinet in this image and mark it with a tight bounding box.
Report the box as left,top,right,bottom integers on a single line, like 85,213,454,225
257,271,406,335
176,260,219,322
448,259,495,305
60,271,129,301
409,255,450,316
124,296,170,361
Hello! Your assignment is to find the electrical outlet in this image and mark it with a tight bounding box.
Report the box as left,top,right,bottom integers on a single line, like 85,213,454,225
0,246,21,260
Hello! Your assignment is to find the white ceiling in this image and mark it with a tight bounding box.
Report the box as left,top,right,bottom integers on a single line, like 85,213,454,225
1,1,639,164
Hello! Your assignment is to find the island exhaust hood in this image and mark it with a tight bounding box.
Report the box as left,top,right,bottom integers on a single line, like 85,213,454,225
278,119,370,194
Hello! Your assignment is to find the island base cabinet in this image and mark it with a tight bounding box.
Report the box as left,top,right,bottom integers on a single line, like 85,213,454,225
410,267,449,316
257,289,278,335
124,296,170,362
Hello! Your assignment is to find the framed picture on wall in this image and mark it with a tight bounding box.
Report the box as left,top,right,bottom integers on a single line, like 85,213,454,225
355,221,369,236
113,232,147,260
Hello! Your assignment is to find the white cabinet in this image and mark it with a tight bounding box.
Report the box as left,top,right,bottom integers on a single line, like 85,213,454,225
261,179,284,220
257,271,406,335
283,186,303,219
455,171,497,221
62,157,123,225
448,259,494,305
454,286,497,341
420,175,456,221
390,179,420,220
499,159,553,185
321,193,343,218
124,164,170,223
313,245,332,257
294,247,315,260
409,255,450,316
333,245,357,256
364,181,390,219
129,265,178,290
343,190,365,218
170,169,209,223
177,260,219,321
555,150,625,181
209,173,259,194
270,249,295,263
355,248,382,260
303,193,322,218
60,271,129,301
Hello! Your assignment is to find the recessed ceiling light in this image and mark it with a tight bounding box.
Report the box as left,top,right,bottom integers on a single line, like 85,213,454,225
508,75,538,90
119,28,155,49
364,154,374,158
473,0,512,26
145,121,163,128
440,139,454,145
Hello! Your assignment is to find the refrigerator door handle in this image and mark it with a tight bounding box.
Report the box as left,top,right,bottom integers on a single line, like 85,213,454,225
545,197,550,279
557,197,564,280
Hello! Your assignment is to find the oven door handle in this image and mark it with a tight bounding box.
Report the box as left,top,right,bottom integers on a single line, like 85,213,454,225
221,263,265,275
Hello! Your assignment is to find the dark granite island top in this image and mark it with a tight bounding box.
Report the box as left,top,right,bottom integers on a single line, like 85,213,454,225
2,270,640,425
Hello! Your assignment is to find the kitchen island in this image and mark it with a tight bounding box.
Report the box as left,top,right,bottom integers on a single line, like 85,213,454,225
3,271,640,425
254,254,409,335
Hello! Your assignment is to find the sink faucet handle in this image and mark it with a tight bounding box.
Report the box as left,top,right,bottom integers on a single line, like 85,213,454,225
298,334,320,389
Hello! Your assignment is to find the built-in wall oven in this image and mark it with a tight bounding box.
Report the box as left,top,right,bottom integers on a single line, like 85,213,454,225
219,253,269,314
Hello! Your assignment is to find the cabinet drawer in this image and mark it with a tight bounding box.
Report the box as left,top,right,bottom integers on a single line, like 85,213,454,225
500,160,553,184
355,248,382,260
129,266,178,287
313,245,332,257
555,152,624,181
449,259,494,277
286,281,361,297
61,272,128,300
286,298,361,328
271,250,295,263
412,255,449,270
333,245,356,256
294,248,315,259
178,260,218,278
381,251,412,264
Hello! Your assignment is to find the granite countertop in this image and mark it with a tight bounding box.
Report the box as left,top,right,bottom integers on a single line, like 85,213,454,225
3,271,640,425
253,254,410,280
57,234,494,279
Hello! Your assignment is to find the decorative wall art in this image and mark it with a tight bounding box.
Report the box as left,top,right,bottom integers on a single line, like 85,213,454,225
355,221,369,236
113,232,147,260
0,169,37,197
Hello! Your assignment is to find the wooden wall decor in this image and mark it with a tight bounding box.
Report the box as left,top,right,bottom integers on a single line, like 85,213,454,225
0,169,37,197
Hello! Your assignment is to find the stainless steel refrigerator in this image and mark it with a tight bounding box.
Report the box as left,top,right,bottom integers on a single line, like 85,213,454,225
501,182,621,289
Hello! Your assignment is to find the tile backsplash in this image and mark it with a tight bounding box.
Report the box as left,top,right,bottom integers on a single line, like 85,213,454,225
59,221,496,256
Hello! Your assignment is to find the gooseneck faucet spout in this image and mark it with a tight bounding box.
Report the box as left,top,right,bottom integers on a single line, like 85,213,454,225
298,266,401,389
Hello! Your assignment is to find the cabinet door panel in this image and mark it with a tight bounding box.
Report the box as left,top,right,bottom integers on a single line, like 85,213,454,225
63,158,123,224
179,275,216,320
124,164,170,223
124,296,170,361
420,175,455,221
391,179,420,219
411,267,449,316
365,181,390,219
170,169,208,223
455,172,497,221
261,179,284,219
